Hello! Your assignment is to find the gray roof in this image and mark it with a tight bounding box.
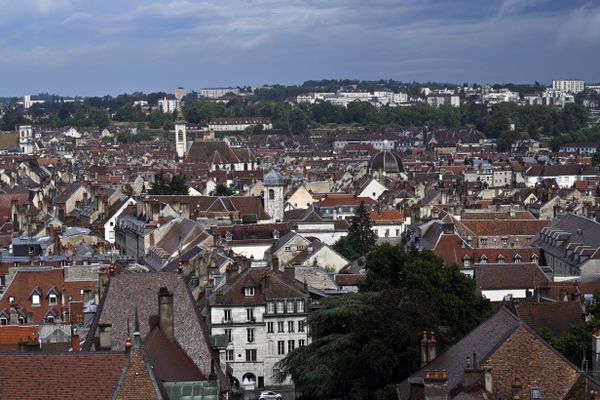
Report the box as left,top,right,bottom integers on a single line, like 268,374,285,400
85,272,221,383
263,170,285,186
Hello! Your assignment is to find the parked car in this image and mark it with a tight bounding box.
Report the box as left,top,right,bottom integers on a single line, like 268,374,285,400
258,391,282,400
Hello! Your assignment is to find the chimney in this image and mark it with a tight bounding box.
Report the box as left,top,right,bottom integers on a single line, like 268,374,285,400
98,323,112,350
427,331,437,363
592,330,600,377
216,288,224,305
424,369,448,400
463,358,492,394
226,262,239,283
420,331,429,367
272,255,280,272
71,328,80,352
284,265,295,281
158,287,175,342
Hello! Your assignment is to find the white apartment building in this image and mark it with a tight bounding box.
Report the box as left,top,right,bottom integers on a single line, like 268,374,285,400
552,80,585,94
482,89,520,104
157,97,181,113
209,267,309,389
200,87,241,98
427,94,460,108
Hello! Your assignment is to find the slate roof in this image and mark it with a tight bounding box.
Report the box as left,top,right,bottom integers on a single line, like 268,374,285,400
474,263,550,292
84,272,224,386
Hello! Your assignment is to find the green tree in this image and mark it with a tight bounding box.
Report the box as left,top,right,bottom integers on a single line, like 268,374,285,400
592,145,600,166
210,182,234,196
277,245,492,400
347,202,378,256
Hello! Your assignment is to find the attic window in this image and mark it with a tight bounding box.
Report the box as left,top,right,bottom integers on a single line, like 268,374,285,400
8,296,14,304
244,287,255,297
514,254,522,264
225,232,233,241
31,294,40,306
0,317,6,325
530,388,541,399
47,315,55,324
48,294,57,305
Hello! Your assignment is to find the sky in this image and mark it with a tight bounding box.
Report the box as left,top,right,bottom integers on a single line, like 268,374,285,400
0,0,599,96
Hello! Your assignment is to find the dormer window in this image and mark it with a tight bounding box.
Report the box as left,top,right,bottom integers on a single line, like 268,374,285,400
18,315,25,325
480,237,488,246
479,255,487,264
47,315,55,324
225,232,233,242
497,255,505,264
31,294,40,307
514,254,522,264
8,296,14,304
49,294,57,305
0,317,6,325
244,287,255,297
273,230,280,239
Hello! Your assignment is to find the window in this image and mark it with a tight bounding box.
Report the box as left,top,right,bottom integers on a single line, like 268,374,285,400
514,255,522,264
286,301,294,313
267,322,274,333
0,317,6,325
278,321,285,333
47,315,55,324
284,246,291,252
224,329,232,343
244,287,255,297
246,309,254,321
530,388,541,400
479,257,487,264
299,339,306,347
463,259,470,268
32,294,40,306
247,328,255,343
246,349,257,362
288,321,295,333
267,302,275,314
277,340,285,355
225,349,234,361
288,340,295,352
296,300,305,313
268,189,275,200
501,237,508,246
298,320,305,332
49,294,57,306
18,316,25,325
224,309,231,322
480,237,488,246
276,301,284,313
8,296,14,304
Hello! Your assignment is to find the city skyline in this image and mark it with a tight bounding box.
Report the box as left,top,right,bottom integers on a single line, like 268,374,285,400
0,0,599,96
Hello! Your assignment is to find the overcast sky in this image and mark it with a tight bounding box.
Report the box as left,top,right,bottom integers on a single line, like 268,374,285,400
0,0,598,96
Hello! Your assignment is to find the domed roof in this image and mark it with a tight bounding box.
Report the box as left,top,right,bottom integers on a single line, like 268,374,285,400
369,150,403,173
263,170,285,186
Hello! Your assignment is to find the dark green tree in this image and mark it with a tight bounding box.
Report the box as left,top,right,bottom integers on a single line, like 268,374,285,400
210,182,235,196
277,245,492,400
347,202,378,257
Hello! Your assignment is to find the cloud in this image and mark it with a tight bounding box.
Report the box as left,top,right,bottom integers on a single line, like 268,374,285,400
497,0,550,17
557,5,600,48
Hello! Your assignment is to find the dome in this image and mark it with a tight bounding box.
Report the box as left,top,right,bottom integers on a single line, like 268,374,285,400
263,170,285,186
369,150,403,173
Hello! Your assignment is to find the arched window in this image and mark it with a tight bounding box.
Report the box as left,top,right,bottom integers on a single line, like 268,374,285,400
268,189,275,200
242,373,256,385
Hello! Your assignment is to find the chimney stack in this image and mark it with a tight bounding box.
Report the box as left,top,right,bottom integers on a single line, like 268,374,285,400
463,358,492,394
427,331,437,363
226,262,239,283
98,323,112,350
272,255,280,272
158,287,175,342
420,330,438,367
284,265,295,281
423,369,448,400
